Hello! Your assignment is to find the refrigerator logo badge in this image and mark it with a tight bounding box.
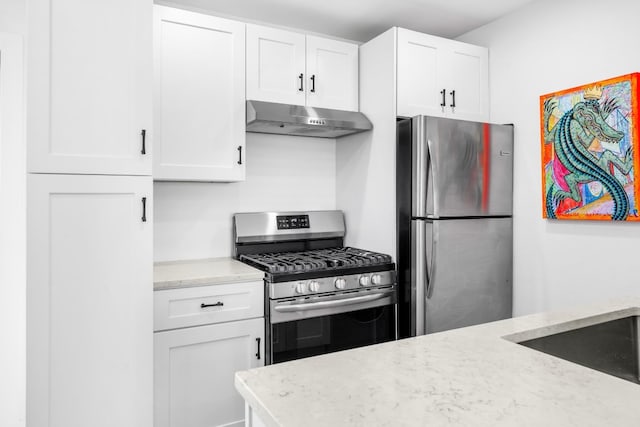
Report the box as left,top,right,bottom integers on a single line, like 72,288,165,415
500,150,512,156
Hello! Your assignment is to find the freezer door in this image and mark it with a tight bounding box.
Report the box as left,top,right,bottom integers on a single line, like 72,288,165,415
412,218,512,335
412,116,513,218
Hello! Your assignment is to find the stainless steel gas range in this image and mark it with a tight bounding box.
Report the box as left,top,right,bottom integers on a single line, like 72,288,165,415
233,210,397,365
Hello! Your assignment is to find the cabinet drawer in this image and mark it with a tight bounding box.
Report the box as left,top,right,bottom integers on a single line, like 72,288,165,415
154,281,263,331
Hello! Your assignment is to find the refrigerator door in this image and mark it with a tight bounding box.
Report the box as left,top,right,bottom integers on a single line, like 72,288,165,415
412,217,512,335
412,116,513,218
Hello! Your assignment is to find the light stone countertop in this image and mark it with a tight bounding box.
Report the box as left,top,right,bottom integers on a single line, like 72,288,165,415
153,257,263,290
235,298,640,426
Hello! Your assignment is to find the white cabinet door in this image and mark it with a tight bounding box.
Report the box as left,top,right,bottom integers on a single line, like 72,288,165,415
27,174,153,427
153,6,246,182
154,318,264,427
27,0,152,175
396,28,447,118
246,24,306,105
246,25,359,110
396,28,489,122
445,40,489,122
306,36,358,111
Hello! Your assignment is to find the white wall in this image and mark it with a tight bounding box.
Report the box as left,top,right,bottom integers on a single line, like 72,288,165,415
1,4,26,427
154,133,336,261
459,0,640,315
0,10,26,427
0,0,25,34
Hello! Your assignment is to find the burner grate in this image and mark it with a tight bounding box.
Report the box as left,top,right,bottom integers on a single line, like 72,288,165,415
239,247,392,274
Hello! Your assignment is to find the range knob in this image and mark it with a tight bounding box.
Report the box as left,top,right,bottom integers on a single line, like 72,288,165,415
308,281,320,292
295,282,307,294
359,275,371,287
334,278,347,289
371,274,383,286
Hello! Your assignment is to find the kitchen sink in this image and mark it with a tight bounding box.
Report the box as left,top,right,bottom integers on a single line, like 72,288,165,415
517,315,640,385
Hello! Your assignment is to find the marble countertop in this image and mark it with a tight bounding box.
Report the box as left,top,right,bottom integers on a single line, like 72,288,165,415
235,298,640,426
154,257,263,290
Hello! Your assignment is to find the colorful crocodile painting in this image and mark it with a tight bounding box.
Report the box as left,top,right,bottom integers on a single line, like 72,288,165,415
543,86,633,220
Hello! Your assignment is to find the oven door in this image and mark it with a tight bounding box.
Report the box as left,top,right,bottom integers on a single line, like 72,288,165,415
267,286,397,364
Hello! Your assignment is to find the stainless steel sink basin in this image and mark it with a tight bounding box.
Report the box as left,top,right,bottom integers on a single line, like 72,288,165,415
517,315,640,385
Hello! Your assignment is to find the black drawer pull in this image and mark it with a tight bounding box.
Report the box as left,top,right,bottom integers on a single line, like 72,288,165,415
310,74,316,93
440,89,446,107
237,145,242,165
256,337,261,360
200,302,224,308
298,73,304,91
449,90,456,108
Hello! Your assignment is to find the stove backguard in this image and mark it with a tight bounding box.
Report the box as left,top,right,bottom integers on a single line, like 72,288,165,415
233,210,346,257
235,237,343,258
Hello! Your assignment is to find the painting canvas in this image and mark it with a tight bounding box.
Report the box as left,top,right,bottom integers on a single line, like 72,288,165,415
541,73,640,221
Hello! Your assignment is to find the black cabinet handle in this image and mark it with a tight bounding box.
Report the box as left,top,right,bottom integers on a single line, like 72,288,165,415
449,90,456,108
141,129,146,155
237,146,242,165
141,197,147,222
310,74,316,93
256,337,261,360
440,89,446,107
200,302,223,308
298,73,304,91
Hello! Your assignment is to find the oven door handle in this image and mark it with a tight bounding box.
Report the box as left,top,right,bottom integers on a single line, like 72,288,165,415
274,291,393,313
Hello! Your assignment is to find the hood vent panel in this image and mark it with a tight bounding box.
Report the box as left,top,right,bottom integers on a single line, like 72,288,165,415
246,100,372,139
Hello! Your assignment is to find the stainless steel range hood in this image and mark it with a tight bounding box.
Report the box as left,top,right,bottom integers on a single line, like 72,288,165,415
246,100,372,138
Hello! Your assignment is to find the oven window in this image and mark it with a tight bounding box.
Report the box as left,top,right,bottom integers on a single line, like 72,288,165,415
270,305,395,364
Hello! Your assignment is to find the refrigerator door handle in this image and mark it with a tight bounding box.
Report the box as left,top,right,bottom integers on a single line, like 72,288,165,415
414,220,425,336
425,224,437,299
414,220,437,336
412,117,430,218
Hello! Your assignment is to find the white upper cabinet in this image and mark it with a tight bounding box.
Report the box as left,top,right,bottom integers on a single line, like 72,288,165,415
305,36,359,111
396,30,443,118
446,41,489,121
153,6,246,182
396,28,488,122
247,24,359,111
246,25,306,106
27,0,152,175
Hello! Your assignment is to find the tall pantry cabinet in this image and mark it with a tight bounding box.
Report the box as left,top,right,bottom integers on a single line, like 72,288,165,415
26,0,154,426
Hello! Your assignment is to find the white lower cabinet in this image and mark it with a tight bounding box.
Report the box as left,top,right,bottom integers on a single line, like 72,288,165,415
27,174,153,427
245,405,268,427
154,284,264,427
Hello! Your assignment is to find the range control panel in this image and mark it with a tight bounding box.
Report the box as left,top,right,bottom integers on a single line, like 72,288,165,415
276,214,310,230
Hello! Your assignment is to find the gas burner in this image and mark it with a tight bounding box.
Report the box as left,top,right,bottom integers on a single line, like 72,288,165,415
239,247,393,275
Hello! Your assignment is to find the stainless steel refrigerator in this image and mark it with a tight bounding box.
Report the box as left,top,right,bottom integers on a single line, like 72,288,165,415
396,116,514,338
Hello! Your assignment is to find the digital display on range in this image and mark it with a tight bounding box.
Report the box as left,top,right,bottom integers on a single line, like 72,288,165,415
276,215,310,229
